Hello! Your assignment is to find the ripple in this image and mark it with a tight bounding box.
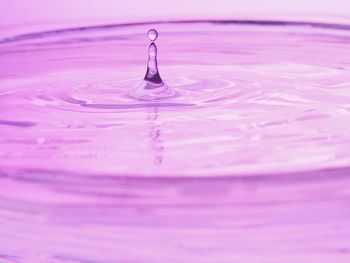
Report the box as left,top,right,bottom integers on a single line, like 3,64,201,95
0,119,37,127
1,21,350,178
1,19,350,263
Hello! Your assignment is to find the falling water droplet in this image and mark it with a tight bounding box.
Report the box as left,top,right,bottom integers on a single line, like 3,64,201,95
147,29,158,42
130,29,176,100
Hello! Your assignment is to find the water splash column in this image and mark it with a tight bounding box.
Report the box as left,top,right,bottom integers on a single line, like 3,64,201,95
130,29,176,100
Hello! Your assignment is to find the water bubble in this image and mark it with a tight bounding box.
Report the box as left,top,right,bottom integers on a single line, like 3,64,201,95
147,29,158,42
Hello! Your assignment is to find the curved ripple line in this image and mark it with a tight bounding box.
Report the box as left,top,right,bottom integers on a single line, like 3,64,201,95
2,19,350,45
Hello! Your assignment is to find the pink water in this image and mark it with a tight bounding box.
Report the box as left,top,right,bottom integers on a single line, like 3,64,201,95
1,20,350,262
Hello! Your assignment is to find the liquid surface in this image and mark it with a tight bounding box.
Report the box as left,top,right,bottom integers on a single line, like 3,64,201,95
1,20,350,262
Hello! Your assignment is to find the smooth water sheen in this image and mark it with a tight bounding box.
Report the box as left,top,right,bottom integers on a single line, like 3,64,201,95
1,20,350,262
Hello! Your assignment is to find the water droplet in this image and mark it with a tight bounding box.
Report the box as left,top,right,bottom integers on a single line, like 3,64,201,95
130,29,175,100
147,29,158,41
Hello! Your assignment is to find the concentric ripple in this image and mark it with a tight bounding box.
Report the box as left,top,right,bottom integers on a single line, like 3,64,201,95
1,20,350,263
1,21,350,176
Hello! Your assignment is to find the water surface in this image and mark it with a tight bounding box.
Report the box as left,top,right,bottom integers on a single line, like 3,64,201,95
1,20,350,262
